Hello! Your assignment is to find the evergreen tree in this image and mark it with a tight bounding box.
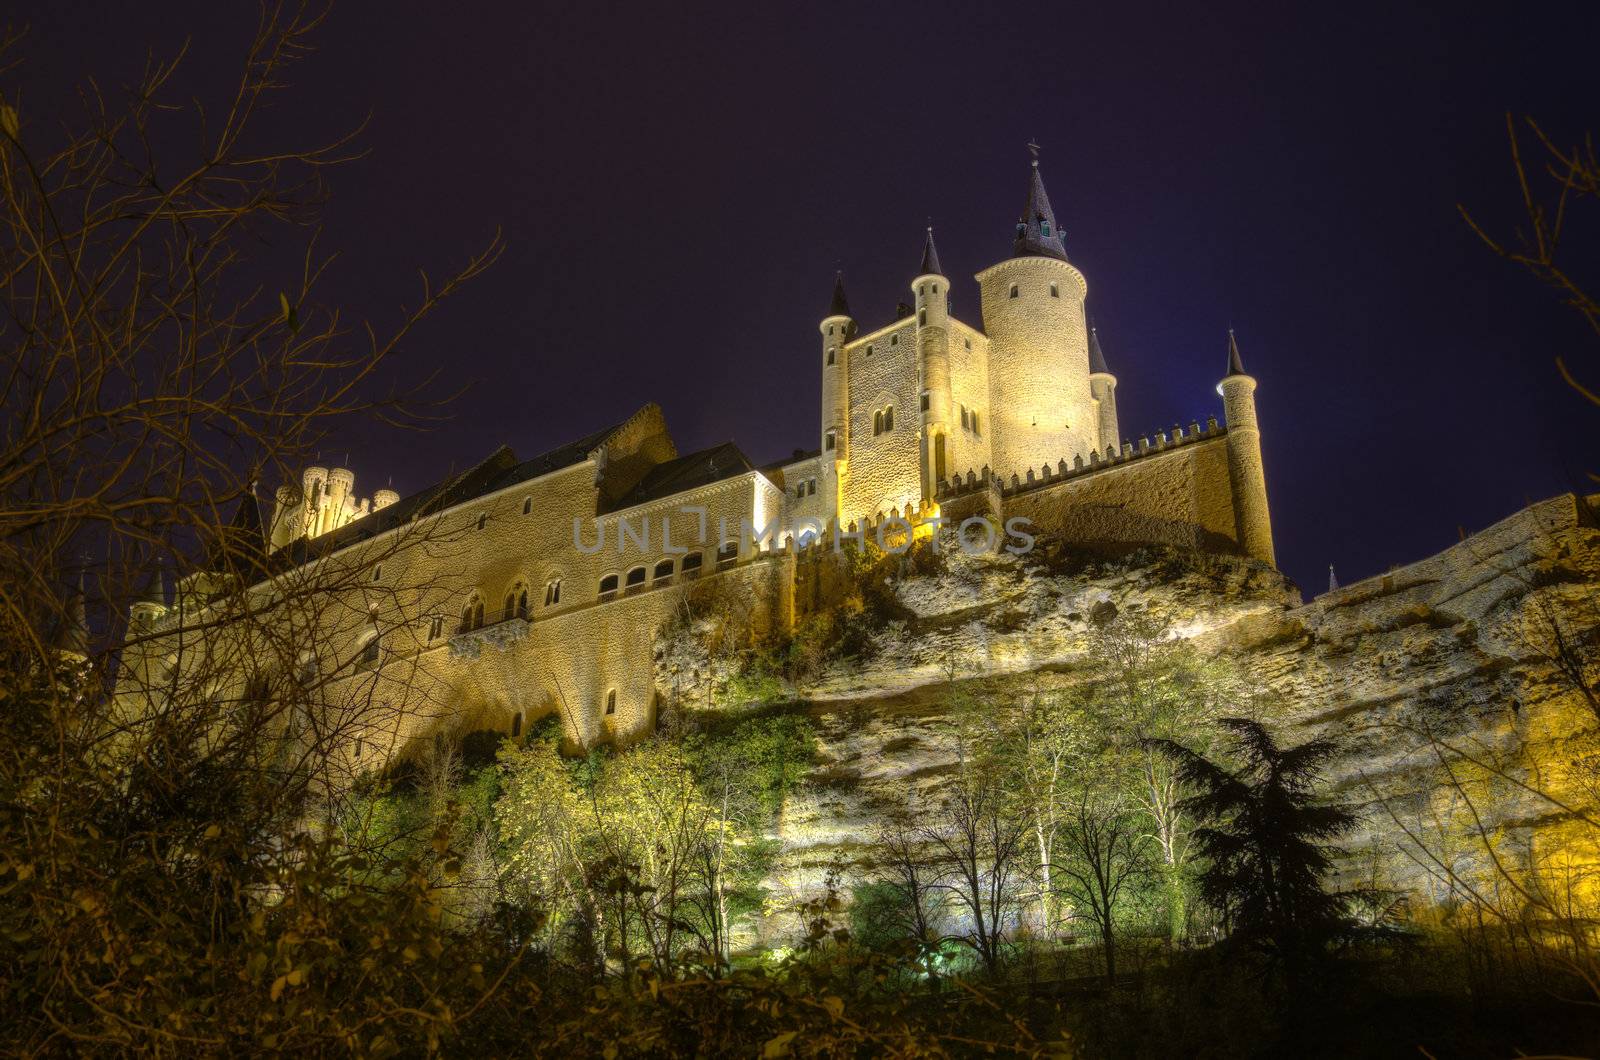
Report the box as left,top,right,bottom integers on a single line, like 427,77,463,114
1154,718,1359,986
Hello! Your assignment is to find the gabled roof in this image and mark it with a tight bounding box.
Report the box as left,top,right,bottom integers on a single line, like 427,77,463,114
602,441,754,514
917,227,943,277
1013,158,1069,263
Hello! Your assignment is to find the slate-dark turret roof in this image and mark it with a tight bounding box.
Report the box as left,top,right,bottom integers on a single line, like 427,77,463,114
1088,322,1111,376
1225,329,1248,378
1013,159,1069,263
827,273,852,319
917,227,943,277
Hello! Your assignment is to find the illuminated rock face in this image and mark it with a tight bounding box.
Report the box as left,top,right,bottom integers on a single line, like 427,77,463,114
693,493,1600,950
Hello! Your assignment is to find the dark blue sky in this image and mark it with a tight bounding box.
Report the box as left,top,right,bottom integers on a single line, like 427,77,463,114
15,1,1600,593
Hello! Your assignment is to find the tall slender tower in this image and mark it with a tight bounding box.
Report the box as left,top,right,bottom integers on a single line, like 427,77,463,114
976,152,1096,481
913,228,952,501
819,273,853,525
1218,329,1276,567
1087,322,1119,455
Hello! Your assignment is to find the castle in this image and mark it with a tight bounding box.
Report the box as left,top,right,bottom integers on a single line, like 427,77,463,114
118,156,1276,762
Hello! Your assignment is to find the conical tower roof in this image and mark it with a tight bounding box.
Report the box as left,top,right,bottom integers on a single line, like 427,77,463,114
1013,152,1069,262
1088,321,1111,375
918,226,943,277
826,272,852,319
136,556,167,607
1225,328,1248,378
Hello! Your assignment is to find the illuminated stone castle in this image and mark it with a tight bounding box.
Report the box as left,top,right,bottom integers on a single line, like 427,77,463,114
119,156,1275,762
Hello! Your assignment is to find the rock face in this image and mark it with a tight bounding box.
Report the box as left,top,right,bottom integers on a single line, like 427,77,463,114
658,494,1600,947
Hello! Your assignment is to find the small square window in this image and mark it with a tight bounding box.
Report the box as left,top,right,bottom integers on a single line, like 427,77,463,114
475,513,487,531
826,347,836,366
428,616,443,641
890,335,898,346
964,338,971,350
866,345,874,357
920,391,930,412
1009,284,1019,299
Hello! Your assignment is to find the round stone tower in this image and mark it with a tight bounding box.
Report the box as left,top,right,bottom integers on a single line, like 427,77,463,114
912,228,952,501
1087,322,1120,456
324,467,355,536
819,273,853,525
1218,330,1276,567
976,156,1096,482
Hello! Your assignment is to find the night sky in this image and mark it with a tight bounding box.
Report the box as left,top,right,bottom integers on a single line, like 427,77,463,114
15,2,1600,594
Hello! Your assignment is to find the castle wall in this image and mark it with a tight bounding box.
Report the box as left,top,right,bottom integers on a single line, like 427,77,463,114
998,431,1242,555
840,319,922,526
946,319,994,485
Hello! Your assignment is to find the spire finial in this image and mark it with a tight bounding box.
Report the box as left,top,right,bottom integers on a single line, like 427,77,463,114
827,270,852,319
1225,328,1247,378
1026,138,1041,166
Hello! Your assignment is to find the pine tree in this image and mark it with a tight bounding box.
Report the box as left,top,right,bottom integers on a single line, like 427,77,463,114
1154,718,1359,987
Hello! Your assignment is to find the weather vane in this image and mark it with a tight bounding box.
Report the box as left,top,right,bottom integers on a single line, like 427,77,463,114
1026,138,1041,161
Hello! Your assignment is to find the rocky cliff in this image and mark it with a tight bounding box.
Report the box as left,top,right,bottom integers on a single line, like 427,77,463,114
657,493,1600,945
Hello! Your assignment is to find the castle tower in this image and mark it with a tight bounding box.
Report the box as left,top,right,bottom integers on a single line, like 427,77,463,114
1087,322,1119,455
976,153,1096,482
269,483,304,551
819,273,853,523
128,559,168,632
324,467,355,536
913,227,953,501
1218,329,1276,567
301,466,327,538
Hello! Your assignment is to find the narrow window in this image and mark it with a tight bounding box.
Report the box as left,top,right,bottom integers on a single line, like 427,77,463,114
918,309,926,325
883,405,894,431
544,578,562,606
517,587,529,618
653,558,674,583
599,573,619,600
807,479,817,497
605,690,617,716
934,433,947,482
354,737,363,761
961,405,969,429
476,513,487,531
1009,284,1019,299
522,497,532,515
920,390,930,412
873,410,884,436
964,338,971,350
824,430,836,451
1049,283,1059,298
828,324,834,336
890,334,898,346
372,565,382,582
866,345,873,357
473,599,484,629
511,711,522,737
681,551,704,578
918,284,925,296
826,347,836,366
971,411,980,436
428,616,443,641
796,484,805,500
1042,222,1051,237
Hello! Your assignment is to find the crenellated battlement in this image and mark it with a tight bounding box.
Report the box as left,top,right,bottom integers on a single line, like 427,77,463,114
936,416,1226,503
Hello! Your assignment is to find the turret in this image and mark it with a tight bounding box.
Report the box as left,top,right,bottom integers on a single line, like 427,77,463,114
976,152,1096,482
324,467,355,536
301,466,327,538
912,227,953,500
819,273,853,521
373,488,399,511
1087,321,1119,455
269,483,304,551
128,558,169,632
1217,329,1275,567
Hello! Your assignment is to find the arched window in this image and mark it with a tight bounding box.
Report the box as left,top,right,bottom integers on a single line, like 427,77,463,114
681,552,704,579
1009,283,1019,299
918,309,926,325
825,347,836,366
883,405,894,431
961,405,969,429
371,564,382,582
920,390,930,412
605,690,617,716
716,541,738,567
1049,283,1059,298
511,711,522,737
653,558,675,584
624,566,647,593
873,410,883,435
504,581,529,620
544,577,562,606
598,573,619,601
459,593,485,633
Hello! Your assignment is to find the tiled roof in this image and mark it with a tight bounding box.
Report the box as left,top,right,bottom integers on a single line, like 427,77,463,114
1013,159,1069,263
602,441,753,513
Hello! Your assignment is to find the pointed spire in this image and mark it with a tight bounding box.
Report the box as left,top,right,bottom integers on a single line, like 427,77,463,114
918,226,944,277
1087,320,1111,375
1013,148,1069,262
62,566,90,657
137,556,167,607
826,271,852,319
1225,328,1248,378
1328,564,1339,593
